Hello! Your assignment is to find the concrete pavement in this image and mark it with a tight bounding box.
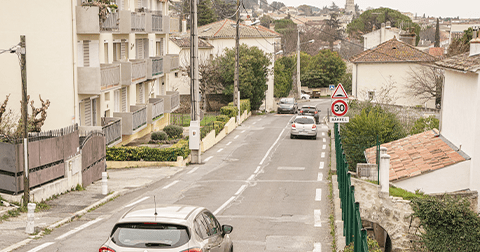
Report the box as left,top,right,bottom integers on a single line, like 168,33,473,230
0,166,184,252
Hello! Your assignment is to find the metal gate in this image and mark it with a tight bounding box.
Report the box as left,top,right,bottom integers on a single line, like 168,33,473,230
81,132,106,186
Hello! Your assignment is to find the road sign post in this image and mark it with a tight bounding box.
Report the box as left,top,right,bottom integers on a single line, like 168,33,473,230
330,83,349,123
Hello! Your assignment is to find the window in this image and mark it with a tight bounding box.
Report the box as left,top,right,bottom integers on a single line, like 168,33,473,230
104,92,110,101
111,223,189,248
114,90,121,112
202,212,221,236
194,215,209,239
156,39,164,56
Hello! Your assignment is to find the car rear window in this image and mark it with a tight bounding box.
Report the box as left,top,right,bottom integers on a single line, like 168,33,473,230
111,223,190,248
280,98,294,104
294,117,315,124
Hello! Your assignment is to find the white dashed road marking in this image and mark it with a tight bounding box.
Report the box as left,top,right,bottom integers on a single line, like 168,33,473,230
315,189,322,201
234,135,239,139
322,132,325,136
313,242,322,252
253,122,257,125
187,167,199,174
277,167,305,171
162,180,179,189
217,148,224,153
204,156,213,162
125,196,149,208
323,138,326,142
226,141,232,146
321,152,325,158
55,217,103,240
322,145,326,149
314,209,322,227
241,130,246,133
317,172,323,181
319,162,324,169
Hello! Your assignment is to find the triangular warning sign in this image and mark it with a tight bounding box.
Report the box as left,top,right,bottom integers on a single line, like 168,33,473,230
331,83,349,99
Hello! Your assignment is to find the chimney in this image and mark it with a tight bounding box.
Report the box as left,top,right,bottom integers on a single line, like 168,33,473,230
470,36,480,57
380,23,386,43
386,21,391,29
182,18,187,34
399,30,416,46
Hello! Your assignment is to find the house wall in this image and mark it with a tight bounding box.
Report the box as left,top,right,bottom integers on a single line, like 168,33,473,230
394,161,471,193
0,0,77,131
352,62,436,108
363,28,400,50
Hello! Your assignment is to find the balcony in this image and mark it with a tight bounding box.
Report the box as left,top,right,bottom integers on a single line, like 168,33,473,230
119,59,147,86
146,98,164,124
170,16,180,33
113,106,147,135
76,6,100,34
131,12,146,32
163,54,180,73
78,63,121,95
157,91,180,113
147,57,164,79
101,117,122,146
145,12,170,33
101,12,119,32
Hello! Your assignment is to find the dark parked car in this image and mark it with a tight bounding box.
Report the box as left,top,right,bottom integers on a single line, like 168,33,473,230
277,98,298,114
299,105,320,124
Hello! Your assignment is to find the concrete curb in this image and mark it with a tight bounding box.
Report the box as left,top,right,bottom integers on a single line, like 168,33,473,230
0,190,127,252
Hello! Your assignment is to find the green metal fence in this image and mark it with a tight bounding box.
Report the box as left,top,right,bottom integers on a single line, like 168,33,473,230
334,123,369,251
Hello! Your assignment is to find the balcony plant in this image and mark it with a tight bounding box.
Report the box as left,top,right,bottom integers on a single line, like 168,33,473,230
81,0,118,21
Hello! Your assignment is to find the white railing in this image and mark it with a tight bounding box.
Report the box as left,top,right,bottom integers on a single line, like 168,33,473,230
102,117,122,146
101,12,119,31
131,59,147,82
132,106,147,131
100,64,121,90
131,12,146,32
152,57,163,76
167,91,180,110
150,98,164,120
152,14,163,32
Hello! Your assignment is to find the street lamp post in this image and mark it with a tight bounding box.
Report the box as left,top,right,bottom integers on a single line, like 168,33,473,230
296,30,314,99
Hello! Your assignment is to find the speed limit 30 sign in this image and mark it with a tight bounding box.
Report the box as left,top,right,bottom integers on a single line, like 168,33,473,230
331,99,348,117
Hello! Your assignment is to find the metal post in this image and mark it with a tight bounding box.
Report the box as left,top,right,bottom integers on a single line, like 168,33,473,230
234,0,240,123
296,29,301,99
190,0,201,163
354,202,360,252
20,35,29,206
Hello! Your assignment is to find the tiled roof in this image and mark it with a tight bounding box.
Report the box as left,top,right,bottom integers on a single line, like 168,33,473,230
364,129,467,182
197,19,281,39
428,47,444,58
350,38,437,63
434,40,480,72
170,36,214,49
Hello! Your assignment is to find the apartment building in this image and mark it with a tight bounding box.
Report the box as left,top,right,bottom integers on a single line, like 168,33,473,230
0,0,181,146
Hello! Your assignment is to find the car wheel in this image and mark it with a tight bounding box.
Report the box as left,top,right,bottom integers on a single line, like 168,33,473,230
290,134,294,139
301,97,306,99
230,246,233,252
313,135,317,140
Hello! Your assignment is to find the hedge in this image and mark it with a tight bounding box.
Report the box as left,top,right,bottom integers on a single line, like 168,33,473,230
151,131,168,141
200,121,226,139
215,115,230,123
228,99,251,114
106,139,191,162
163,125,183,139
220,106,238,118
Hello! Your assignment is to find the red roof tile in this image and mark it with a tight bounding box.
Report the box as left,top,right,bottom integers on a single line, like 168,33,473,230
365,130,466,182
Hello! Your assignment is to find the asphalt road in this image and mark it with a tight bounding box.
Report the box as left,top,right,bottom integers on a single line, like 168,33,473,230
16,99,332,252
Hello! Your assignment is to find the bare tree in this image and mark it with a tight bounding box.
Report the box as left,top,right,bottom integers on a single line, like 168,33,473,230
0,94,10,124
29,95,51,132
406,66,443,106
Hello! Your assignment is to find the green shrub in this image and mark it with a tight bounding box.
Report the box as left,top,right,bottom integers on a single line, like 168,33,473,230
410,116,439,135
163,125,183,139
200,121,226,139
220,106,238,118
215,115,230,123
228,99,251,114
151,131,168,141
343,236,382,252
106,139,191,161
212,121,225,135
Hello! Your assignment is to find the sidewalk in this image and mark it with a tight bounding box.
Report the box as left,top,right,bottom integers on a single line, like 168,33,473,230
0,166,184,252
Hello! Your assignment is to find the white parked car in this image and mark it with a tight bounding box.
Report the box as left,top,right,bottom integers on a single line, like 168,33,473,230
290,115,317,140
301,93,310,99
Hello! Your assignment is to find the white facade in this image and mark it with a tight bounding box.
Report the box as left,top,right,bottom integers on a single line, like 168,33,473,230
0,0,179,138
362,25,401,50
352,63,437,108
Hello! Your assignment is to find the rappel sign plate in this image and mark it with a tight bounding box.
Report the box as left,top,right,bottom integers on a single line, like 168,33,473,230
331,83,349,99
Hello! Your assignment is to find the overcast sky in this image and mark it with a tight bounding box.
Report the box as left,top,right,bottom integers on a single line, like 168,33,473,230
277,0,480,19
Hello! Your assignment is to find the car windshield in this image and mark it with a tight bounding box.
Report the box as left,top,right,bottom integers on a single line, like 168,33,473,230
111,223,190,248
280,99,294,104
294,117,315,124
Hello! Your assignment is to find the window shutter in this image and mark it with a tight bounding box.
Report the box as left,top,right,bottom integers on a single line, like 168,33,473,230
121,87,127,112
114,90,121,112
84,99,92,126
136,39,144,59
92,99,97,126
83,40,90,67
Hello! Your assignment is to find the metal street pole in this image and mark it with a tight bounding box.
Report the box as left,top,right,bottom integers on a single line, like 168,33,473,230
190,0,201,163
20,35,29,206
234,0,240,123
296,29,301,100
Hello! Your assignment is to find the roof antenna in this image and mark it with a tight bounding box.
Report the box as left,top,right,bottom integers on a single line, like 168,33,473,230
154,196,158,216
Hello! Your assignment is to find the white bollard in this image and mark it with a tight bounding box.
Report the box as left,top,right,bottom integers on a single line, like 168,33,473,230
380,153,391,194
102,172,108,195
26,203,36,234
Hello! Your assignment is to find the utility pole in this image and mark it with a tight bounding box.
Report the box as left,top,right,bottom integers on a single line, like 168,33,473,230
20,35,29,206
234,0,240,123
296,29,301,99
189,0,201,163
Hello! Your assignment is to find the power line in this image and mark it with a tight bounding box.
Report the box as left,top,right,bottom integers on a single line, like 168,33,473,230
0,43,20,55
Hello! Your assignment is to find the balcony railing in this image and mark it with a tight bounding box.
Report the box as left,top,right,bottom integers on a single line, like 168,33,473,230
170,16,179,33
113,106,147,135
147,98,164,124
157,91,180,113
78,63,121,94
147,57,164,79
152,14,163,32
100,64,121,90
101,117,122,146
169,54,179,71
131,12,146,32
101,12,119,31
131,59,147,83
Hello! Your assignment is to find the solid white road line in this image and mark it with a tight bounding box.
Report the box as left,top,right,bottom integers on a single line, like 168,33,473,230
315,189,322,201
277,167,305,171
313,242,322,252
254,166,261,174
234,135,239,139
323,138,326,142
319,162,324,169
204,156,213,162
318,172,323,181
163,180,179,189
217,148,224,153
213,196,236,215
125,196,150,208
314,209,322,227
322,145,326,149
55,217,103,240
187,167,199,174
27,242,55,252
235,185,247,196
259,121,290,165
321,152,325,158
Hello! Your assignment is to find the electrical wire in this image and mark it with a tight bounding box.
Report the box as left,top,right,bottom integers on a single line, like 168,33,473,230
0,43,20,55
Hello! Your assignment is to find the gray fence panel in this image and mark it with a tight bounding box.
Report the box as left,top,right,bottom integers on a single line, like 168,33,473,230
81,135,106,186
0,142,16,173
27,163,65,189
63,132,79,159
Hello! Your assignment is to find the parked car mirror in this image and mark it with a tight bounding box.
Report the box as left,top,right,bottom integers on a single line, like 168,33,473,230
222,225,233,235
